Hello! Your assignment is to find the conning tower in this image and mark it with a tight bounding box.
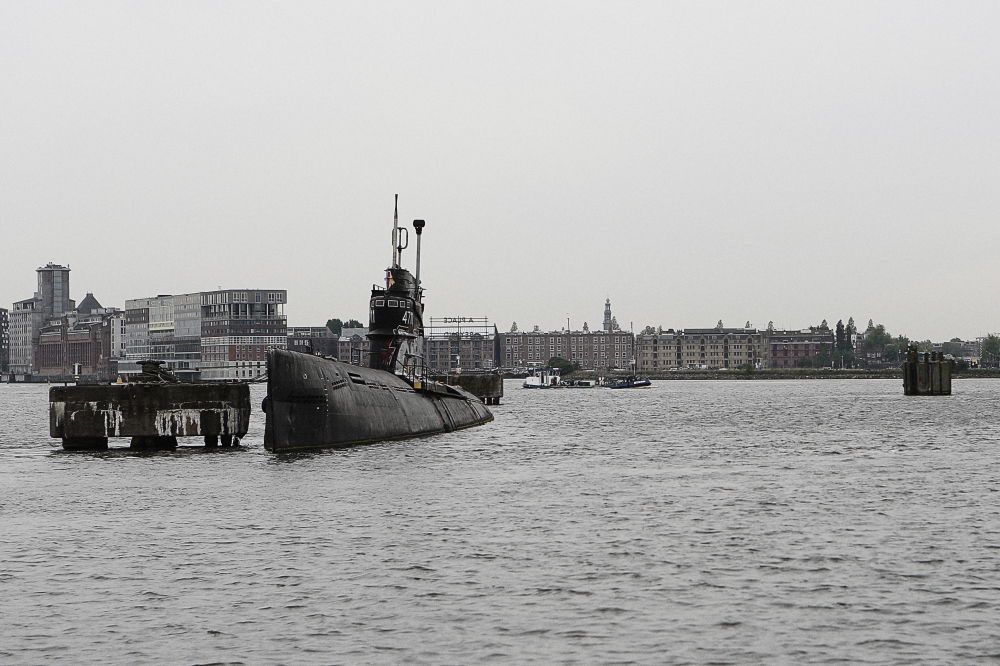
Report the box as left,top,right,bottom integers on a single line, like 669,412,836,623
367,195,425,376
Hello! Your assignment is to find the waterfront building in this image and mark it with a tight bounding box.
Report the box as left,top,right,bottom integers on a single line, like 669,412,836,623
336,327,369,366
0,307,8,373
36,263,74,321
500,329,634,371
200,289,287,381
768,329,835,368
287,326,338,357
110,311,126,359
8,263,76,380
424,318,500,373
34,294,120,381
9,297,42,378
636,327,766,371
172,292,203,381
124,298,153,364
121,295,174,378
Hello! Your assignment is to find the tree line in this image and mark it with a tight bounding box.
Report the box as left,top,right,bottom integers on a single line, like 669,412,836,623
325,318,364,335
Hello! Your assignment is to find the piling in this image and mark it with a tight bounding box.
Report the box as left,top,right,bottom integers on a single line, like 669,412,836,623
903,345,951,396
431,372,503,405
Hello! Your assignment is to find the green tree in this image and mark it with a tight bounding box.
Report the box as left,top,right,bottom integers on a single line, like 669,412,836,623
582,322,589,332
344,319,363,329
818,319,830,331
815,342,831,368
835,320,846,352
611,317,620,331
717,319,724,329
640,326,657,335
916,339,933,353
767,321,775,333
982,334,1000,367
510,322,518,332
326,318,343,335
886,335,910,365
864,324,893,351
861,323,894,367
847,317,856,335
548,356,580,376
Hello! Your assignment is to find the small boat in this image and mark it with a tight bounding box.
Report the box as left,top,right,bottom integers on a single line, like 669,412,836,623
523,367,561,388
606,375,652,389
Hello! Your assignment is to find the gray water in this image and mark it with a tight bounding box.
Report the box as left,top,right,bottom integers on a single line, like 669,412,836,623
2,379,1000,665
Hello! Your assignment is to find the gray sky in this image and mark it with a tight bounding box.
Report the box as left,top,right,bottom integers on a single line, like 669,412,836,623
2,2,998,342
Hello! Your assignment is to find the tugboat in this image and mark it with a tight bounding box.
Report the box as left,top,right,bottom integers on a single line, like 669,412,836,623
522,367,561,388
262,198,494,452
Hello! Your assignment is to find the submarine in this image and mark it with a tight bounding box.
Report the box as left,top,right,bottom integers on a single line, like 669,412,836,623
262,198,494,452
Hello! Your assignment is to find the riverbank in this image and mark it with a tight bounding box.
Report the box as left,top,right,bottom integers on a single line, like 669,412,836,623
562,368,1000,381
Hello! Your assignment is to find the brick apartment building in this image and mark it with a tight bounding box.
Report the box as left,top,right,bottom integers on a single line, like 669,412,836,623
768,329,836,368
637,327,767,371
499,329,634,371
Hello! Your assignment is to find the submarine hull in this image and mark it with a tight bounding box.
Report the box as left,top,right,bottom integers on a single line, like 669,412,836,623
263,349,494,452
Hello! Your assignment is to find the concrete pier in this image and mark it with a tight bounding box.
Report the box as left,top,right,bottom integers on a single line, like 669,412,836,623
50,362,250,450
903,346,951,396
431,373,503,405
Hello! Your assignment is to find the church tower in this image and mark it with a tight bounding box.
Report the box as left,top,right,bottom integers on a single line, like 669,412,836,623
603,298,612,332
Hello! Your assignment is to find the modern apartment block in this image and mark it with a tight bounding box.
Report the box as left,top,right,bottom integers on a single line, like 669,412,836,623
0,307,8,372
124,299,152,362
121,289,287,381
122,295,173,377
636,328,767,371
499,329,635,371
768,329,835,368
200,289,287,381
424,318,500,373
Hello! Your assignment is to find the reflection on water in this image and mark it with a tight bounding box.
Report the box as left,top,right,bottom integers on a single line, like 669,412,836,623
2,379,999,664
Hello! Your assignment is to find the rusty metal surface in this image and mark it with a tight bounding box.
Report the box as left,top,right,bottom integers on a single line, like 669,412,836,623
50,383,251,439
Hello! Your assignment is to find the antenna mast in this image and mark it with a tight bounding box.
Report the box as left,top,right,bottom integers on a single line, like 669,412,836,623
392,194,399,268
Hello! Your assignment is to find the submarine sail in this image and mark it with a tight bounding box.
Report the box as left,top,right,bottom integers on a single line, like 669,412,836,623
262,198,493,452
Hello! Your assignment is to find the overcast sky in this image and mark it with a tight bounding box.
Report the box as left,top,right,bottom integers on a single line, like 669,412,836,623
2,2,998,341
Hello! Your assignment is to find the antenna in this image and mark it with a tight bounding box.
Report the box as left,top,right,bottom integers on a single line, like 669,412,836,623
392,194,399,268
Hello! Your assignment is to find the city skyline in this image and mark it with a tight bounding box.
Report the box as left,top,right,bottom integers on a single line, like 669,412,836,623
2,260,989,348
3,4,999,342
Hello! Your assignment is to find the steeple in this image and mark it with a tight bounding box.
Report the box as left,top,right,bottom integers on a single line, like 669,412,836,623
603,298,612,332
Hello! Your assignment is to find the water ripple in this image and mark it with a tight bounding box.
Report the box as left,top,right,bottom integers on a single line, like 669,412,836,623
3,379,1000,663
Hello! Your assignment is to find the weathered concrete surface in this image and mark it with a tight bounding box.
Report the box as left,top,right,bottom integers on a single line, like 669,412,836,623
431,373,503,405
50,383,250,449
903,348,952,396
